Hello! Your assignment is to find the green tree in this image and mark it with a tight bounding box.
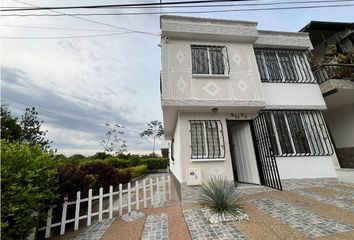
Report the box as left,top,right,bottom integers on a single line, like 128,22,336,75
20,107,51,149
100,123,127,155
1,105,22,142
0,105,51,149
1,140,58,240
140,120,164,155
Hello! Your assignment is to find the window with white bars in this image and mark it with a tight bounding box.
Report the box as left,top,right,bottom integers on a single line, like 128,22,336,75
191,45,228,75
254,48,314,83
262,111,333,156
190,120,225,159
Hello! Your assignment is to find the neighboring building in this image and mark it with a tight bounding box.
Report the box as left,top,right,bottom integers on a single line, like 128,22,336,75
160,15,340,198
300,21,354,183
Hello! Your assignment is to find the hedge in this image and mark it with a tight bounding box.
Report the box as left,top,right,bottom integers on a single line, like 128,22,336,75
118,164,148,178
1,140,58,240
140,158,169,171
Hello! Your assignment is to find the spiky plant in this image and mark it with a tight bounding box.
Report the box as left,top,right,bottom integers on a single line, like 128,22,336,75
198,175,242,216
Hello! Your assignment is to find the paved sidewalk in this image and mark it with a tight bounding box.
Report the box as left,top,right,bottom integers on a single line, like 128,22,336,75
250,197,353,238
141,213,168,240
75,219,115,240
183,209,248,240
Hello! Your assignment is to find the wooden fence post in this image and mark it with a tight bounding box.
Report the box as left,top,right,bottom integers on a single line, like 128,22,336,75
150,178,153,206
128,182,131,213
87,189,92,226
60,197,68,235
119,184,123,216
44,207,53,238
143,179,147,208
162,176,166,202
136,181,139,211
109,186,113,219
99,188,103,222
74,191,81,230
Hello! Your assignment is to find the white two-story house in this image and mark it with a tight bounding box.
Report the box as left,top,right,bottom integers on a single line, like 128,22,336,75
160,15,340,197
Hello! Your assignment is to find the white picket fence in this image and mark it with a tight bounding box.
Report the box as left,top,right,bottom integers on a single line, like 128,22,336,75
37,175,171,238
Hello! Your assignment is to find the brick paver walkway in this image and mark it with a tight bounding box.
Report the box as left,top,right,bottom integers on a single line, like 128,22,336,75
250,198,353,238
141,213,168,240
75,219,115,240
183,209,248,240
292,188,354,211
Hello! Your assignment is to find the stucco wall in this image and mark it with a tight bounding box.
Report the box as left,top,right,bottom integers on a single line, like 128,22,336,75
324,104,354,148
276,156,337,179
262,83,327,109
169,115,183,182
174,112,235,184
161,39,265,106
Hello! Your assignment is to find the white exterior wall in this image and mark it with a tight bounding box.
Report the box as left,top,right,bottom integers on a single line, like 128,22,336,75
175,112,235,184
324,104,354,148
262,83,327,109
169,115,183,182
276,156,337,179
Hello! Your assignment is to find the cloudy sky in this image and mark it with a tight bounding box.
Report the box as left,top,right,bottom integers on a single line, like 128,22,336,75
1,0,353,156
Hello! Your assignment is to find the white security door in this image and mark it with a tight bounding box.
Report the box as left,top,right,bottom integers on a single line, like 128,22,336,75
232,122,261,184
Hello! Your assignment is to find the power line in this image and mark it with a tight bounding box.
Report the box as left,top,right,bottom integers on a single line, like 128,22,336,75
0,24,124,32
2,0,352,10
1,32,137,39
7,0,159,36
2,0,254,12
2,3,354,17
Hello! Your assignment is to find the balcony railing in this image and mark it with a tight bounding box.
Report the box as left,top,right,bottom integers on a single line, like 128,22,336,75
313,64,354,84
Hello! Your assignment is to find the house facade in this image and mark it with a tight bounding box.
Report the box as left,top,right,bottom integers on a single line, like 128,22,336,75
160,16,340,195
300,21,354,183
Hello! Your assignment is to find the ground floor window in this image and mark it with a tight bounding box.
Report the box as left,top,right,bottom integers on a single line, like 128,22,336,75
262,110,333,156
189,120,225,159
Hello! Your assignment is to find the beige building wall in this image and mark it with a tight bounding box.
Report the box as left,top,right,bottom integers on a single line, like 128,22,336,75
161,39,265,105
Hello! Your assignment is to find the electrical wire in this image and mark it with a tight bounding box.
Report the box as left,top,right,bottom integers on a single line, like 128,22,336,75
1,32,137,39
2,0,352,10
5,0,160,36
2,3,354,17
2,0,255,12
0,24,124,32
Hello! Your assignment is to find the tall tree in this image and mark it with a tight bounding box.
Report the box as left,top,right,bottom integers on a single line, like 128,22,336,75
0,105,51,149
1,105,22,142
140,120,164,155
100,123,127,155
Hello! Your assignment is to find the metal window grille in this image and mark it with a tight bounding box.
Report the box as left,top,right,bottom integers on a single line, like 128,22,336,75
189,120,225,159
260,110,334,157
191,45,229,75
254,48,315,83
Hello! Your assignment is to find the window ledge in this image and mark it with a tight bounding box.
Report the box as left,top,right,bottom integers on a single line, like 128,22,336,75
190,158,225,162
192,74,229,79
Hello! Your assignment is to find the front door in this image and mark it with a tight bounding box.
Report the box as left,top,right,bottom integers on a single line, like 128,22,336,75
252,113,282,190
229,121,261,185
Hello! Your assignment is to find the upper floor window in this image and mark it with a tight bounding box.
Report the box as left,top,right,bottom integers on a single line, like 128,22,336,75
262,110,333,156
191,45,228,75
190,120,225,159
254,48,315,83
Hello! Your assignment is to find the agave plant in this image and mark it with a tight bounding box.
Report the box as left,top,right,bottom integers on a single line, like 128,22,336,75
198,175,242,217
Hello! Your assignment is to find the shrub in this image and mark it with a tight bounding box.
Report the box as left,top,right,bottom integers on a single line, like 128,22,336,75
118,164,148,178
105,157,131,168
58,161,132,200
198,175,242,217
90,152,111,160
57,165,95,200
140,158,168,170
1,140,58,240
